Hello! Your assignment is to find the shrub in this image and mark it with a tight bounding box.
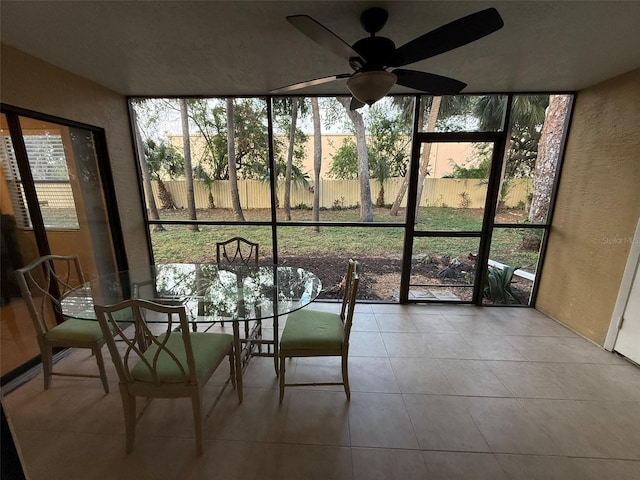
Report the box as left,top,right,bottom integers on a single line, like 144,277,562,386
484,265,521,304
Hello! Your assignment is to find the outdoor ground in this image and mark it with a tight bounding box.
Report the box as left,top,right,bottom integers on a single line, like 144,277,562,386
277,208,533,303
149,206,535,303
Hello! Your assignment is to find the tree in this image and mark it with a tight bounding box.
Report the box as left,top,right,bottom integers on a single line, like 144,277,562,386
336,97,374,221
193,164,216,209
186,99,230,181
414,96,442,207
179,99,199,232
390,96,441,216
188,98,272,182
311,97,322,232
272,98,309,216
131,107,165,232
143,139,183,210
447,155,491,179
226,98,245,221
327,137,358,179
327,101,409,208
474,95,548,209
389,95,474,216
367,106,411,206
529,95,571,222
284,100,298,220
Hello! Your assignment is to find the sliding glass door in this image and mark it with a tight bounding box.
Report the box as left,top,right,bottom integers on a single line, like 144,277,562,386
0,107,126,379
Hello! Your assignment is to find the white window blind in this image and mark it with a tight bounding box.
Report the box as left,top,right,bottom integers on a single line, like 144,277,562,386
0,134,79,229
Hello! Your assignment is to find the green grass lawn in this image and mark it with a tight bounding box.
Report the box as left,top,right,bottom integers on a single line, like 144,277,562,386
150,206,541,271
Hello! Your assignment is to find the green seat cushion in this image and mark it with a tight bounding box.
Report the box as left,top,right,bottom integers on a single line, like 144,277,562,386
131,332,233,384
280,310,344,351
45,318,104,342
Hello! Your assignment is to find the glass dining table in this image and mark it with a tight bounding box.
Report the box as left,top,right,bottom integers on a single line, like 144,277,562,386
60,263,322,401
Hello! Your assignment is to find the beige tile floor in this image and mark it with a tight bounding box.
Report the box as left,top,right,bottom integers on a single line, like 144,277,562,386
3,304,640,480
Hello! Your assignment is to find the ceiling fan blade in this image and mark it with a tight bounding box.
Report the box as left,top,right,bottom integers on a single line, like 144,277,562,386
270,73,351,94
394,69,467,94
392,8,504,67
350,97,366,110
287,15,365,67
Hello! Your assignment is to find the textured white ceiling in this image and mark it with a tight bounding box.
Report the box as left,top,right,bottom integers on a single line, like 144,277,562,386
2,1,639,97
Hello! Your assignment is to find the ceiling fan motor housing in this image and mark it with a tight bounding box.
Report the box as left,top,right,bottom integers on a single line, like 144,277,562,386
352,36,398,70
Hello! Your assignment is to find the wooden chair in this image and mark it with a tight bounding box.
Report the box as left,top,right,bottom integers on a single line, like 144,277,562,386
95,299,239,455
216,237,258,265
15,254,109,393
279,259,360,402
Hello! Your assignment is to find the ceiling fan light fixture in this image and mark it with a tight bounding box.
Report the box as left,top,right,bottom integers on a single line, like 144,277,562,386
347,71,397,106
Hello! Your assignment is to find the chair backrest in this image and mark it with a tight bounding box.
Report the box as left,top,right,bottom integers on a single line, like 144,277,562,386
95,299,197,387
15,254,85,337
216,237,258,265
340,259,360,343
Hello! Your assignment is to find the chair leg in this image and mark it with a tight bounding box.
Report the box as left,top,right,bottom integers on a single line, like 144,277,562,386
191,391,203,456
94,345,109,394
256,319,262,353
342,354,350,400
41,345,53,390
120,389,136,454
279,352,286,403
228,352,237,391
272,315,279,374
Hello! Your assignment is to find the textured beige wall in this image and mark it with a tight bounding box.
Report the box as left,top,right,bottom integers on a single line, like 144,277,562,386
536,68,640,345
0,44,150,269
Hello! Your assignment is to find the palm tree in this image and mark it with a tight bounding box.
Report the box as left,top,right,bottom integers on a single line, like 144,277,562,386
226,98,245,221
193,165,216,209
284,99,298,220
143,139,182,210
474,95,549,212
131,108,165,232
311,97,322,232
370,152,391,207
179,99,199,232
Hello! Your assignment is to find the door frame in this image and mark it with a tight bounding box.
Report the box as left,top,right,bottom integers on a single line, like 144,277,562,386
604,214,640,351
400,131,507,304
1,103,128,383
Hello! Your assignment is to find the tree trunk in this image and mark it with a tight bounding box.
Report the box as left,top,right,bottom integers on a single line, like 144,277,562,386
284,100,298,220
496,119,515,213
376,186,385,207
179,99,199,232
529,95,571,223
337,97,373,222
414,96,442,206
156,178,177,209
390,97,441,216
226,98,245,221
132,109,165,232
311,98,322,233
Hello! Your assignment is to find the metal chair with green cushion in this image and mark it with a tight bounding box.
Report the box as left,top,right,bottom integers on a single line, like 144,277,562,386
279,259,360,402
15,254,109,393
95,298,239,455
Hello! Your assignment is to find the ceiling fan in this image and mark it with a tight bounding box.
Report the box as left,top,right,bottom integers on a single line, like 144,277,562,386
271,7,504,109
